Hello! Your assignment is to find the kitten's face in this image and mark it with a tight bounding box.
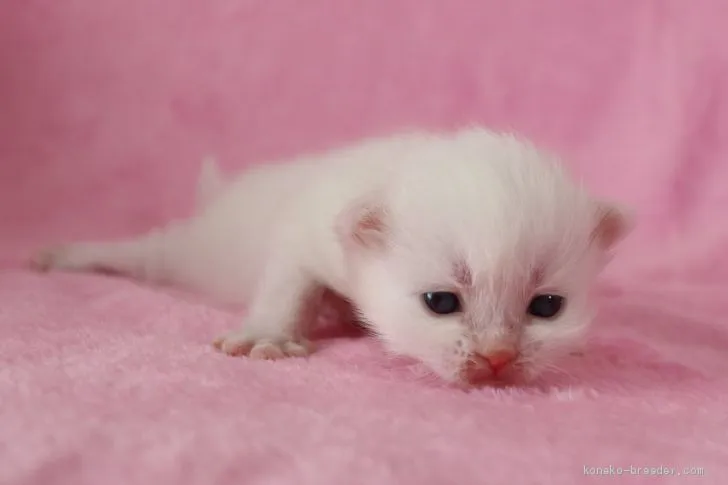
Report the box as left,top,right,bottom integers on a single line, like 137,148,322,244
339,186,628,386
336,129,630,386
352,229,607,385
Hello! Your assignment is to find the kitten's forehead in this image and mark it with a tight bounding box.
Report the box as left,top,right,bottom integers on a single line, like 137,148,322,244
385,132,598,286
391,203,594,293
389,158,593,247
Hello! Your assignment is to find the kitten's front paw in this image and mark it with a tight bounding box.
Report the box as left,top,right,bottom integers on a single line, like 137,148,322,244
212,331,312,360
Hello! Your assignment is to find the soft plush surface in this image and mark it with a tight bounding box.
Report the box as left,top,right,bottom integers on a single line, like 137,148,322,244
2,1,727,484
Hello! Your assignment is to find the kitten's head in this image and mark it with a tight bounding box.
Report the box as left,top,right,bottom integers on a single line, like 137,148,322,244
336,129,631,386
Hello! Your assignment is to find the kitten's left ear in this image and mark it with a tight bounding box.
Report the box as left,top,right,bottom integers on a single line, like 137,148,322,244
591,201,633,251
335,193,389,253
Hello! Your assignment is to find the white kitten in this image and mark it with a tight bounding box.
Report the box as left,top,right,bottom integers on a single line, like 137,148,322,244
31,127,630,386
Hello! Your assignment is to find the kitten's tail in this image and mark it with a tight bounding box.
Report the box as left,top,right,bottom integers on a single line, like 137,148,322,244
196,155,224,211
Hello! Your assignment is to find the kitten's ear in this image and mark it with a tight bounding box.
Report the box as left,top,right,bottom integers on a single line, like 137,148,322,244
591,201,633,251
336,195,388,252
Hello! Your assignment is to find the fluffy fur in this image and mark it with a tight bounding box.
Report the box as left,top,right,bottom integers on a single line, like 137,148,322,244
31,127,630,386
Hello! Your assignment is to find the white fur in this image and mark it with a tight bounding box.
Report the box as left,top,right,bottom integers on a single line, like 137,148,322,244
32,127,630,385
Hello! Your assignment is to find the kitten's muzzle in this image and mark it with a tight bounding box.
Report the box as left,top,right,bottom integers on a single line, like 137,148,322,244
463,348,518,384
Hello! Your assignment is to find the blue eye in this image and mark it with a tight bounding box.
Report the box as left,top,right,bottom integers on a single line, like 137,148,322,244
527,294,564,319
422,292,461,315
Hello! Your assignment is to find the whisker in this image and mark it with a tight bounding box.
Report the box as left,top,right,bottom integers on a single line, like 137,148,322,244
541,362,576,379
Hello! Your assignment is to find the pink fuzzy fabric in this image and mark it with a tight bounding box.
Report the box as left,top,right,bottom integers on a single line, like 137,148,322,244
1,1,727,484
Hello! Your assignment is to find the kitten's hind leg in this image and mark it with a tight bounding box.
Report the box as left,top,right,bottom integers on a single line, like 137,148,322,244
30,222,188,284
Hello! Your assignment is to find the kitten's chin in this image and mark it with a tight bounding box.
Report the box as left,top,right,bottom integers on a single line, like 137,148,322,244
451,373,529,390
448,363,533,389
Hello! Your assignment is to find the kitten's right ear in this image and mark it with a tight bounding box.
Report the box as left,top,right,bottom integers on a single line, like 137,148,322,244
591,201,633,251
335,195,389,252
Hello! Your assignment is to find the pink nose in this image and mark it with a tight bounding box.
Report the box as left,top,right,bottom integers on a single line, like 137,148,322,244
464,349,518,383
481,350,517,374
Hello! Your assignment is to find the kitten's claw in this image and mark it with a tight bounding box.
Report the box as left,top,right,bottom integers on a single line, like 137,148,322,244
212,332,312,360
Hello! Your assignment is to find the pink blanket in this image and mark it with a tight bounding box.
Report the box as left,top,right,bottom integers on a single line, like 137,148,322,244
2,1,727,483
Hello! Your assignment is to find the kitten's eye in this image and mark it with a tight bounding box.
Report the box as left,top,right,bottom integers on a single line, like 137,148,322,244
422,292,461,315
527,294,564,319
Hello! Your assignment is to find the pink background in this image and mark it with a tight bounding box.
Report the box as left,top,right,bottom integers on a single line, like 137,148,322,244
1,1,727,484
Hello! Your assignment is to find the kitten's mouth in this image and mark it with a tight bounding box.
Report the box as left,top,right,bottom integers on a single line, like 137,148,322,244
459,362,524,388
464,373,523,388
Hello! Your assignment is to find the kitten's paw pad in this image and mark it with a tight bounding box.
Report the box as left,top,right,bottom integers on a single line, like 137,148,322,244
248,341,313,360
212,332,312,360
29,245,69,272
